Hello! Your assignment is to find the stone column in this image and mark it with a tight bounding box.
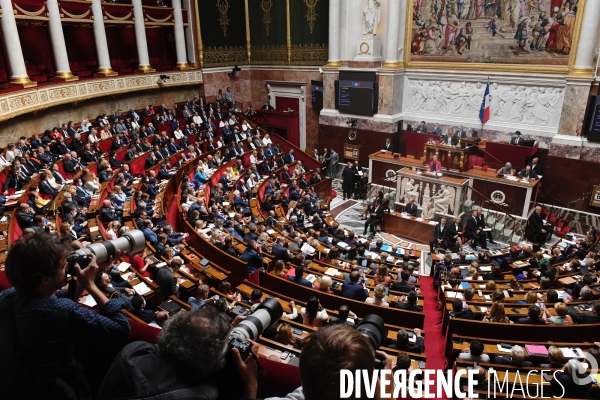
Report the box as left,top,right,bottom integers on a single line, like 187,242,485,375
182,0,198,67
172,0,190,69
571,2,600,77
0,0,36,87
131,0,155,73
397,0,407,63
325,0,341,67
46,0,78,81
91,0,117,76
382,0,401,68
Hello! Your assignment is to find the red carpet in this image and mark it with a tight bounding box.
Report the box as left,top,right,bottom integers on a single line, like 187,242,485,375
420,276,450,400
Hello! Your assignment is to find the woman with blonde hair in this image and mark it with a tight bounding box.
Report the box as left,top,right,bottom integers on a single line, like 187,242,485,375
465,267,480,280
106,221,121,240
365,285,389,307
250,150,258,165
543,302,573,325
484,301,513,323
246,173,257,190
373,265,391,288
80,119,92,132
314,276,334,294
84,171,99,195
276,323,299,348
485,280,496,291
119,226,130,236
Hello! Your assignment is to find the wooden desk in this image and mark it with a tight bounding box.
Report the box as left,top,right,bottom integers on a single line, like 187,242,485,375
382,211,435,244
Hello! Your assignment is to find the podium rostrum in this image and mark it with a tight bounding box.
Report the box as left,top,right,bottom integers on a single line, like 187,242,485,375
423,143,471,172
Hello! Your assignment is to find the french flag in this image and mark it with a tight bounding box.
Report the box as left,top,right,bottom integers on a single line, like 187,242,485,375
479,83,490,124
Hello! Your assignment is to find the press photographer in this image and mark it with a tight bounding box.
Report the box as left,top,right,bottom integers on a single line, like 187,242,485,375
0,232,131,400
96,298,284,399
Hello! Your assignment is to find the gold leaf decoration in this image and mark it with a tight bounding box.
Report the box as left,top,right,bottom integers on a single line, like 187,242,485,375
203,45,247,66
216,0,230,37
303,0,318,34
261,0,272,36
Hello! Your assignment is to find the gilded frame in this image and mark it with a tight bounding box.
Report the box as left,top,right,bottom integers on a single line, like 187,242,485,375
590,185,600,208
402,0,587,75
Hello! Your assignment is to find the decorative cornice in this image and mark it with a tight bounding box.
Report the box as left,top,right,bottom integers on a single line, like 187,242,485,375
0,71,202,123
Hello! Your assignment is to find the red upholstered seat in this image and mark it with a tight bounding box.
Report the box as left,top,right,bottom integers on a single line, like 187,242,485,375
556,221,564,229
331,190,337,198
548,216,557,224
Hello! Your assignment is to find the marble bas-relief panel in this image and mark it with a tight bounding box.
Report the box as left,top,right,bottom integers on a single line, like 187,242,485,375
404,78,565,128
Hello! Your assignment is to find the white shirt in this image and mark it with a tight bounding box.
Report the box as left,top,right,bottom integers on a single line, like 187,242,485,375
263,137,273,146
300,308,328,327
193,115,202,125
249,155,257,164
173,129,184,139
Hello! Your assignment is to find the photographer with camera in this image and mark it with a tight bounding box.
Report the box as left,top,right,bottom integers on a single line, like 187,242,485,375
98,298,288,399
0,232,131,400
258,324,393,400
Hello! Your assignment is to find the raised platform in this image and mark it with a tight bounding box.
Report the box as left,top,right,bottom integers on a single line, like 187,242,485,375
368,151,540,218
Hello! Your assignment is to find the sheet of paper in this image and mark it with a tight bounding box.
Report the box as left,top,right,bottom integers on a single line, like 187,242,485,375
133,282,151,295
117,262,131,272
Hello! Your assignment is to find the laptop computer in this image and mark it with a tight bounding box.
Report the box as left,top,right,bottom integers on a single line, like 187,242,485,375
158,299,183,315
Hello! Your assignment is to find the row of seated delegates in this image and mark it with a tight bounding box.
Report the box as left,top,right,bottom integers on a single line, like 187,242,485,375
457,340,599,398
414,120,470,139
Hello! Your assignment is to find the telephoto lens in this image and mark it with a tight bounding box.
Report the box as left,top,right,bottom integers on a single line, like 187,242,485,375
229,298,283,359
67,230,146,270
356,314,388,369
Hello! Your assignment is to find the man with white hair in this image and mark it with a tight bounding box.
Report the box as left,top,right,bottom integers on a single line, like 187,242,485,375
497,345,533,367
233,190,251,216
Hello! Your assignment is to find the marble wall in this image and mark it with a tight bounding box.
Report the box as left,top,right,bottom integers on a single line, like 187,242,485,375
557,81,591,136
0,86,199,146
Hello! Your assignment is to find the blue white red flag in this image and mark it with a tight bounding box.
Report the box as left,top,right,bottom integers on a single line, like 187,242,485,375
479,83,490,124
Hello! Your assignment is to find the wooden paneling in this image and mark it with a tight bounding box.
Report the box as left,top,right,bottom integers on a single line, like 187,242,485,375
318,124,395,166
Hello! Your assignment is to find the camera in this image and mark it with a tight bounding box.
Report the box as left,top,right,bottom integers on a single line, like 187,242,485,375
228,298,283,360
356,314,388,369
67,230,146,272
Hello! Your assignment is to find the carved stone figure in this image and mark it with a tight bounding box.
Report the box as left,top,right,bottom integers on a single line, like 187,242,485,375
362,0,381,36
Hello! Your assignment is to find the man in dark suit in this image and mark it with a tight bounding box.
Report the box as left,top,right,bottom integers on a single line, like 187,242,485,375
529,157,542,175
510,131,524,145
241,240,264,274
341,271,368,301
516,305,547,324
100,199,121,223
363,199,384,236
518,165,538,180
404,198,418,216
283,149,295,164
156,259,183,302
387,328,425,354
341,161,355,200
466,209,486,249
430,216,450,253
450,298,474,319
569,301,600,324
62,153,81,174
271,237,293,263
382,138,393,152
456,126,467,138
38,172,58,197
415,121,427,133
16,203,35,229
391,271,415,293
551,247,568,265
395,290,423,312
476,207,495,244
528,205,547,245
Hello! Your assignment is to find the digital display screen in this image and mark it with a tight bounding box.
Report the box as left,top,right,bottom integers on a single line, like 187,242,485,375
337,80,375,116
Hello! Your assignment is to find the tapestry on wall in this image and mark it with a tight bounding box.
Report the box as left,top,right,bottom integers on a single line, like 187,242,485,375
407,0,583,68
